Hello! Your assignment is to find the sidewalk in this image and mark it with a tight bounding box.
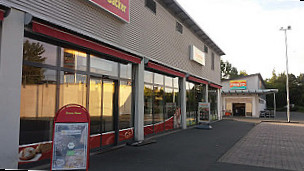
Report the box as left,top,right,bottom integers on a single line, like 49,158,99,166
88,120,273,171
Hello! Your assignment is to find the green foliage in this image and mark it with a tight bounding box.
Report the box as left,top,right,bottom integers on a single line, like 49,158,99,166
22,40,46,84
265,71,304,111
221,60,247,79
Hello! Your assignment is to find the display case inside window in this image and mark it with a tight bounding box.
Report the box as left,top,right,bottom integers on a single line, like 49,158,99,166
20,66,57,144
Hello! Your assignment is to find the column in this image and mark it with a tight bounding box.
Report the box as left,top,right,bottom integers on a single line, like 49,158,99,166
0,8,25,169
252,96,257,117
133,59,144,141
179,77,187,129
217,88,222,120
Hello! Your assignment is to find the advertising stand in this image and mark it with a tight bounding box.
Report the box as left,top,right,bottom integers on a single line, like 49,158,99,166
51,104,90,171
198,102,210,122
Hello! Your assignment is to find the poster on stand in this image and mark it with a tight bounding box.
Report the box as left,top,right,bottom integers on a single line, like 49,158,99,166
198,102,210,122
52,123,88,170
51,104,90,171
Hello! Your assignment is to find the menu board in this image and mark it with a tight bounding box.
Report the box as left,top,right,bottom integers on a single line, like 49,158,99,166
52,123,88,170
198,102,210,122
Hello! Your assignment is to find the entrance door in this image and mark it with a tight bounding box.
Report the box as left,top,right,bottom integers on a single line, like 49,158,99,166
233,103,246,116
89,77,118,149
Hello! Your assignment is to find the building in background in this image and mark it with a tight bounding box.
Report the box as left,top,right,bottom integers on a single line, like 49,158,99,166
0,0,224,168
221,74,278,117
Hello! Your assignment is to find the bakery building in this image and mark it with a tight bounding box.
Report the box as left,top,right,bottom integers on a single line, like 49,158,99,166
221,74,278,117
0,0,225,168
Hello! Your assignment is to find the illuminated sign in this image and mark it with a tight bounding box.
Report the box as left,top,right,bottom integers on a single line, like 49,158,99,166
230,80,247,90
89,0,130,23
190,45,205,66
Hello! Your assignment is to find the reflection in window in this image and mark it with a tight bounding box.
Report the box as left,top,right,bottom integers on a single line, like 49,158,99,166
144,84,153,125
23,38,57,66
61,49,87,71
119,81,133,129
164,88,175,120
120,64,132,79
59,72,87,108
208,87,218,120
89,78,102,134
20,66,56,144
153,86,164,124
90,55,118,77
186,82,196,126
102,80,114,132
165,76,173,87
144,71,153,83
154,73,163,85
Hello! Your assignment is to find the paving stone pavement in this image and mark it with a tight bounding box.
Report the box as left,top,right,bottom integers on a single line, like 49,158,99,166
219,122,304,170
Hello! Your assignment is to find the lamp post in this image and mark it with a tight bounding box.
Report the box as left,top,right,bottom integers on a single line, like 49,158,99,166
280,26,291,123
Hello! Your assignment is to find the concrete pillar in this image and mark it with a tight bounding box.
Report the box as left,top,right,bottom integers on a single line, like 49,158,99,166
252,96,257,117
0,9,25,169
179,77,187,129
206,84,209,102
133,59,144,141
217,89,222,120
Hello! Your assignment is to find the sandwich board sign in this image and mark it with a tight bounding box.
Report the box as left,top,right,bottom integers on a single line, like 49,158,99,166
198,102,210,122
51,104,90,171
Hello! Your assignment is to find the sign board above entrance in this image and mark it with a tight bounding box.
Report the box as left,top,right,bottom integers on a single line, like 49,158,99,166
230,80,247,90
190,45,205,66
89,0,130,23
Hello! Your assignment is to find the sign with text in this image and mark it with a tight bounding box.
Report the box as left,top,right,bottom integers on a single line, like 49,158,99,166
198,102,210,122
190,45,205,66
51,104,90,171
230,80,247,90
89,0,130,23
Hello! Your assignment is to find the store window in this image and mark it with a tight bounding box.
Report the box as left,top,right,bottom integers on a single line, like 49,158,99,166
23,38,57,66
20,36,134,152
61,49,87,71
144,84,153,125
208,87,218,120
119,81,133,129
59,72,87,108
144,71,180,135
186,81,207,126
90,55,118,77
20,67,57,144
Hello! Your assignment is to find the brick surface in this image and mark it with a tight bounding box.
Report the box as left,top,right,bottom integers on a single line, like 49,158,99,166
219,122,304,170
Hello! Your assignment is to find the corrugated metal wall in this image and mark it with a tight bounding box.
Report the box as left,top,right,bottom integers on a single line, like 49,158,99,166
2,0,221,84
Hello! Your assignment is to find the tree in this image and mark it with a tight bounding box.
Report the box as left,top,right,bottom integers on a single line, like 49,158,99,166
22,40,46,84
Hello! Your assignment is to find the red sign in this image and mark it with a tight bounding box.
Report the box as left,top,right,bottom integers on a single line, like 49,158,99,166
51,104,90,171
89,0,130,23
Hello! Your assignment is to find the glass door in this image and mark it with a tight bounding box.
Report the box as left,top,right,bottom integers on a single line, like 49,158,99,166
89,77,118,149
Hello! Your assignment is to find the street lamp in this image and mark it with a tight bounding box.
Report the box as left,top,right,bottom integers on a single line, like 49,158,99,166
280,26,291,122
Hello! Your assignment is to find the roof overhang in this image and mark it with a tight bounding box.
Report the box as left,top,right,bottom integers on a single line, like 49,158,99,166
222,89,278,95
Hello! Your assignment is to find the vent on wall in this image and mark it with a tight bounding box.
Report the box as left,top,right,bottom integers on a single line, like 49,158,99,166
204,45,208,53
145,0,156,14
176,21,183,34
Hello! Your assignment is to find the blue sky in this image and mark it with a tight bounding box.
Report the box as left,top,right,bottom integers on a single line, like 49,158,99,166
176,0,304,79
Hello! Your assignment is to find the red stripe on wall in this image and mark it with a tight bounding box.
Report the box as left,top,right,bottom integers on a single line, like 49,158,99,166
32,22,141,64
187,76,208,85
209,83,222,89
147,62,185,78
0,10,4,21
